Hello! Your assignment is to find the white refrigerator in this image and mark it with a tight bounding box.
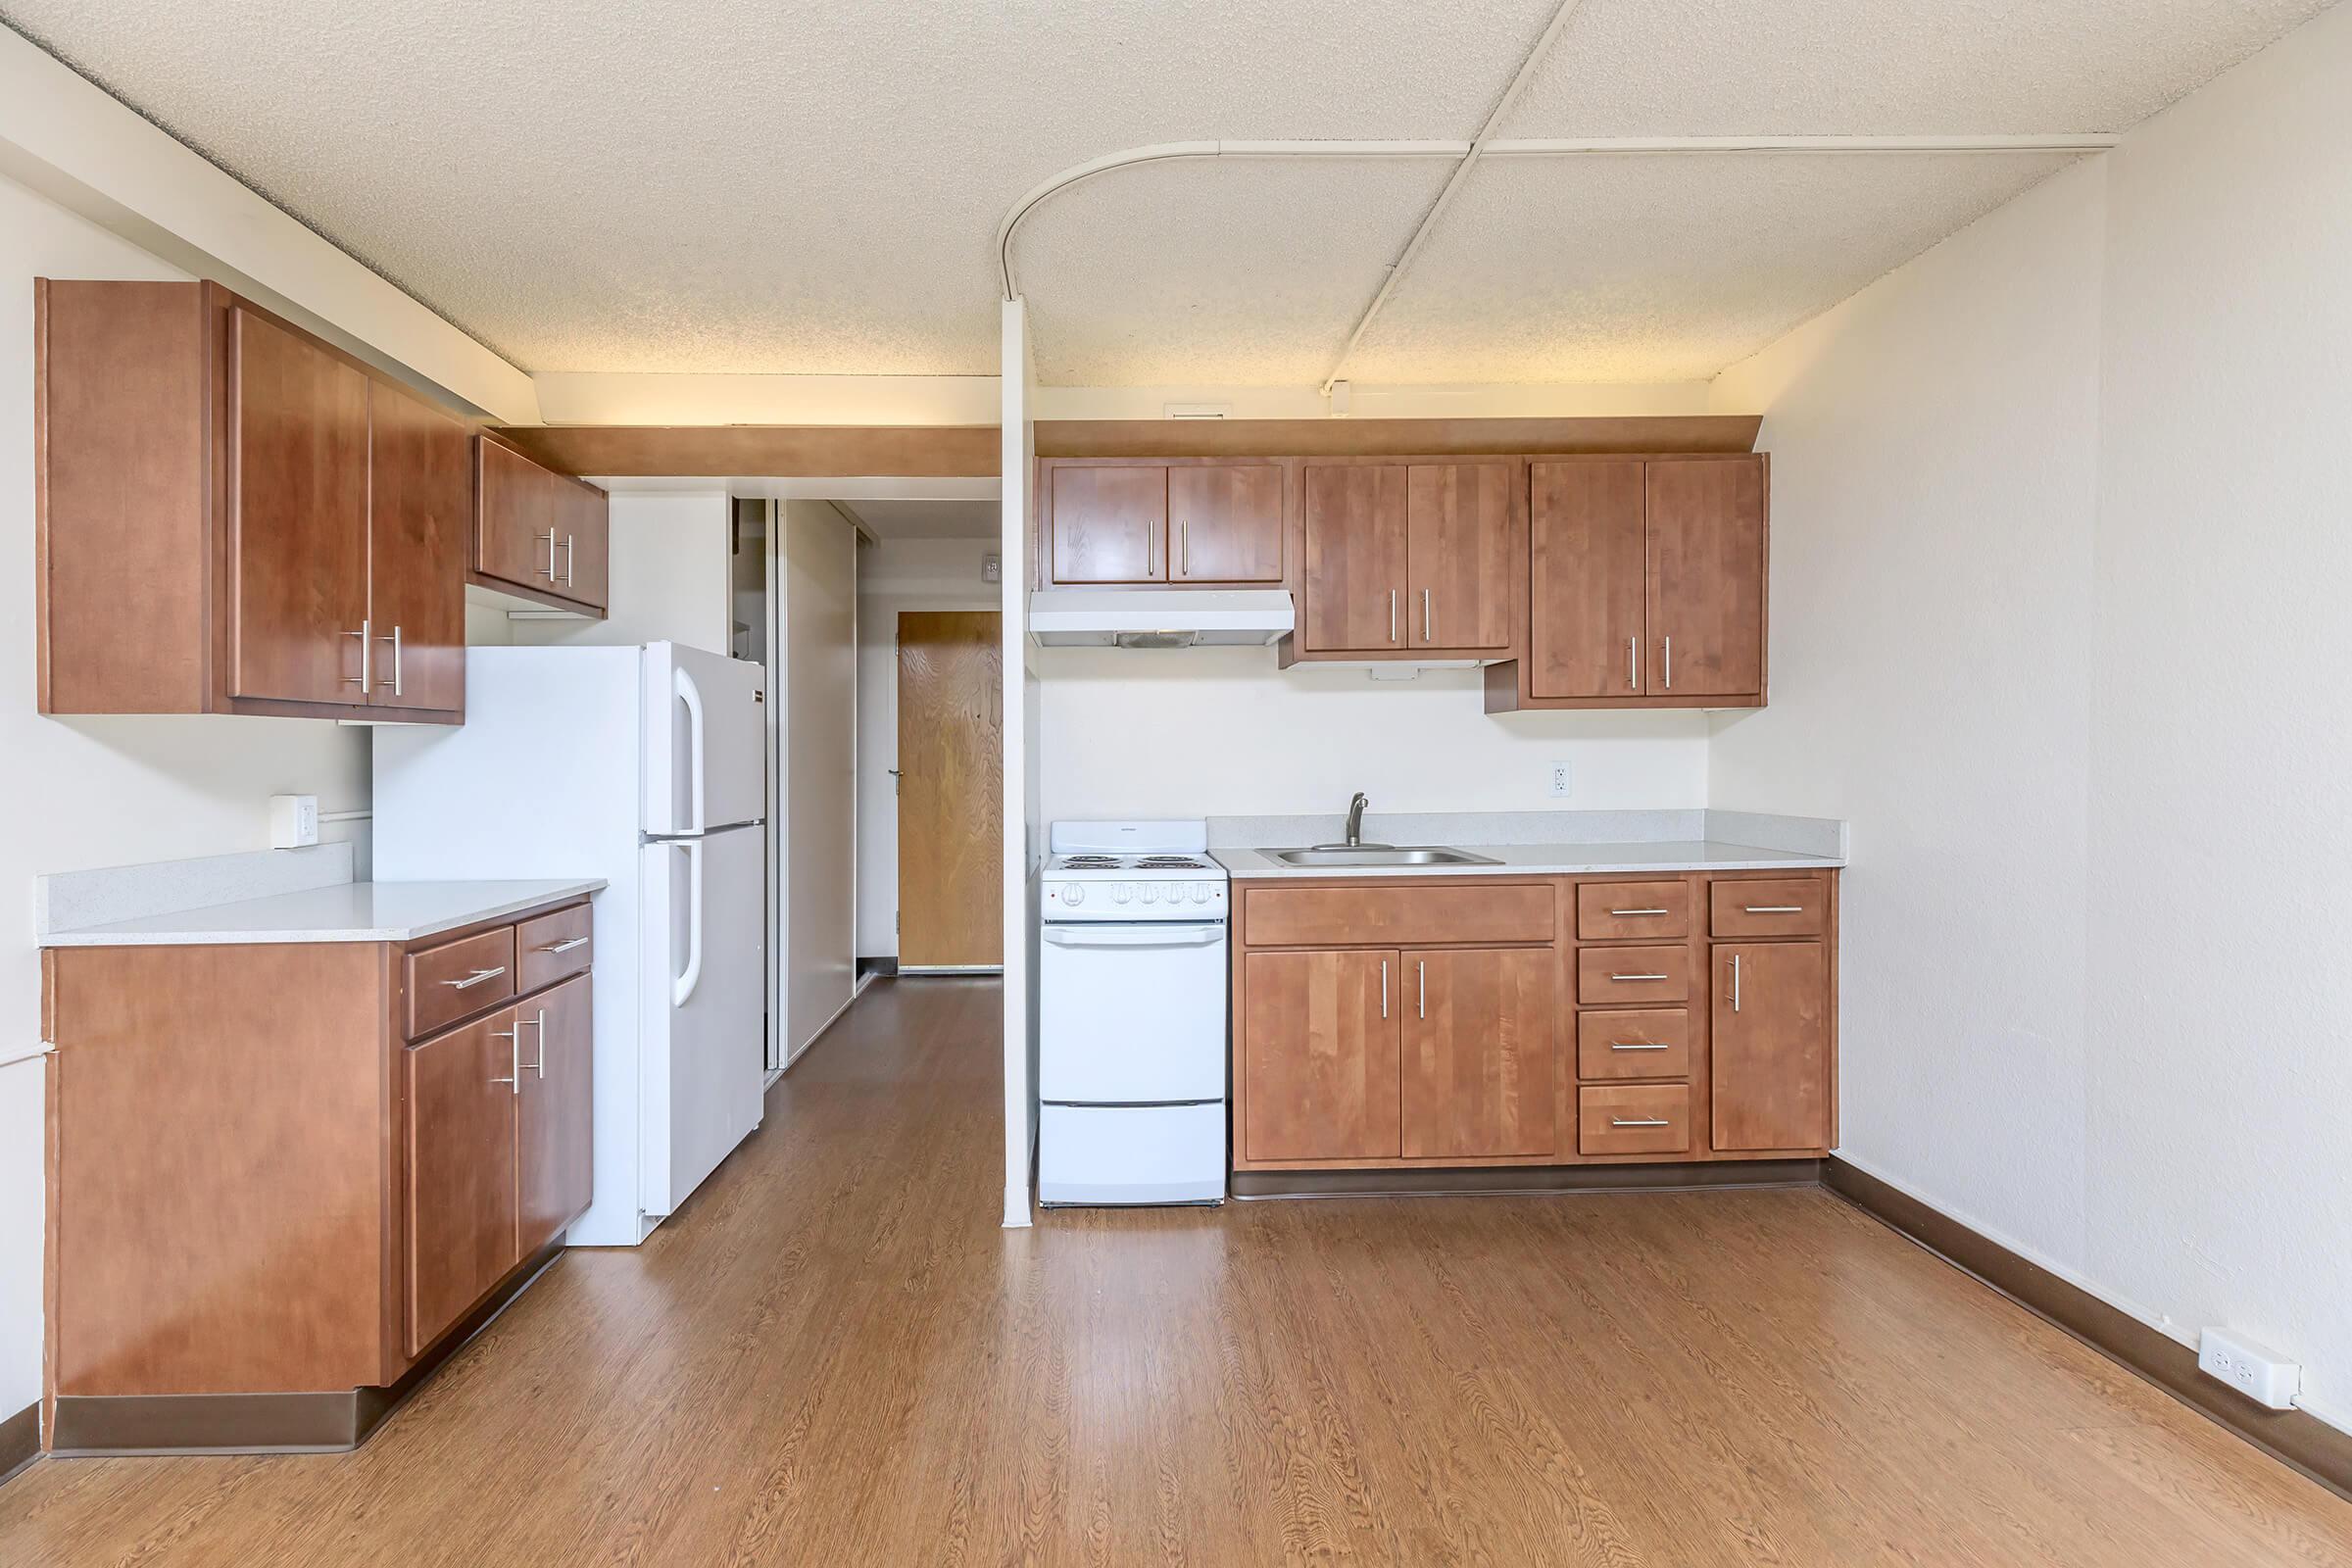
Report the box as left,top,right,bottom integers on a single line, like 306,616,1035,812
374,642,767,1246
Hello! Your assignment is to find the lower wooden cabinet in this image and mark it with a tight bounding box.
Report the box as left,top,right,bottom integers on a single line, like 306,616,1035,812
1400,948,1554,1159
518,973,595,1255
407,1011,525,1357
1710,941,1830,1152
1241,949,1400,1161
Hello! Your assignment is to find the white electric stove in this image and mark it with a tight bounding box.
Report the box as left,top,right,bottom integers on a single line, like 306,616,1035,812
1038,820,1229,1205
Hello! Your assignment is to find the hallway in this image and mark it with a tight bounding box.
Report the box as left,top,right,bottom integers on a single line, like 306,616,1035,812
4,978,2349,1566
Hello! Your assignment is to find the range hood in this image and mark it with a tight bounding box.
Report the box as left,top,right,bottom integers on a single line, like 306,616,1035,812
1028,589,1295,649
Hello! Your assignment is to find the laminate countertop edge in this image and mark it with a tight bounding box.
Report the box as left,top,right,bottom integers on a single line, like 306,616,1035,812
38,879,608,948
1211,841,1845,879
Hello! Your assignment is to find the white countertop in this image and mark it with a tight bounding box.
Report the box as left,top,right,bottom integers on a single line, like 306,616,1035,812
39,879,606,948
1211,841,1844,879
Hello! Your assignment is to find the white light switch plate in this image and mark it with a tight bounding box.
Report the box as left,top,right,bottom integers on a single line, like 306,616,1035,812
269,794,319,849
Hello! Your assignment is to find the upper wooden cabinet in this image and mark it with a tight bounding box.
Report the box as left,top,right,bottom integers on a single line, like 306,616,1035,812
474,437,611,613
35,279,468,721
1298,459,1518,660
1491,454,1767,711
1170,464,1283,582
1041,458,1289,588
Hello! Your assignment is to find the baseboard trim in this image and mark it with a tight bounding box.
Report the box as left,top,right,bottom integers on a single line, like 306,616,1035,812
1824,1156,2352,1504
0,1400,37,1487
48,1237,565,1457
1234,1158,1824,1200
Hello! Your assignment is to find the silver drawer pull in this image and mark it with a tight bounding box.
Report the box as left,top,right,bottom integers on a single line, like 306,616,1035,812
1609,907,1671,917
536,936,590,955
1744,906,1805,914
1610,1041,1671,1052
1610,1117,1672,1128
441,965,507,991
1609,972,1670,982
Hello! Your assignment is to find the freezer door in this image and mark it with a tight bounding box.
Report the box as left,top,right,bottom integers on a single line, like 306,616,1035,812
639,822,767,1216
1039,921,1229,1103
643,641,768,837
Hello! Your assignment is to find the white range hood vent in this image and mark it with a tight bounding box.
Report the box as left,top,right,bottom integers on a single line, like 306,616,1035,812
1028,589,1294,649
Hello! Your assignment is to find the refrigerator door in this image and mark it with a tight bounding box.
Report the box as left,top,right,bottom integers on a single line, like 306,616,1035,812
639,820,766,1216
644,642,767,837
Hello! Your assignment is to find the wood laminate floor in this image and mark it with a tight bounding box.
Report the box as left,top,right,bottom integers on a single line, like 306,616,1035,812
6,977,2350,1566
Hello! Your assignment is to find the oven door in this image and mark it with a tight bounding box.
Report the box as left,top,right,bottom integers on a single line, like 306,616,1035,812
1039,920,1228,1104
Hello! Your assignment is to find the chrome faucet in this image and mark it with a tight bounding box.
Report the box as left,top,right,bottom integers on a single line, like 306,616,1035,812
1345,792,1369,847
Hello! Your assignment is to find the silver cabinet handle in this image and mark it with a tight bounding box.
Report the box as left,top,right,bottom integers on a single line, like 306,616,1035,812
524,1007,548,1077
343,618,370,689
1744,906,1805,914
1417,959,1426,1019
542,526,559,580
1389,589,1398,644
1611,1117,1672,1128
1609,907,1670,917
1731,953,1742,1012
1610,972,1670,982
1422,587,1433,643
563,534,576,587
375,624,403,697
441,965,507,991
536,935,590,955
1379,959,1389,1018
1663,634,1673,690
1628,635,1639,690
1145,523,1153,577
1610,1041,1671,1052
488,1027,521,1095
1179,518,1189,576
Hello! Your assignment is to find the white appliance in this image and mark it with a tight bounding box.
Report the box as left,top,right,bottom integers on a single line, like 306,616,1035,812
1038,819,1230,1205
373,642,768,1246
1027,589,1294,648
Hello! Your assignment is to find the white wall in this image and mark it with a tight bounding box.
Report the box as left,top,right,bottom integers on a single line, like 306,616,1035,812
854,537,1000,957
777,503,858,1055
1707,1,2352,1429
514,489,732,655
1037,653,1709,826
0,172,371,1422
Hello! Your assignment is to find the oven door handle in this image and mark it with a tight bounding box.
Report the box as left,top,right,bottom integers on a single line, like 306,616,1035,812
1043,923,1225,948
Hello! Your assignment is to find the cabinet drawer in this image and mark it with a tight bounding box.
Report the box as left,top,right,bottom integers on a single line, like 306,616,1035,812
1579,1084,1691,1155
1710,878,1827,938
1576,1009,1690,1080
1576,881,1691,941
515,903,593,993
1244,883,1553,948
407,926,517,1039
1576,946,1689,1005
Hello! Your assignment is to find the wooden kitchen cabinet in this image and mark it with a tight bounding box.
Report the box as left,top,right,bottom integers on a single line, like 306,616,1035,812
35,279,474,720
1040,459,1294,588
1301,464,1409,651
1297,458,1518,660
1241,949,1401,1162
1170,464,1284,582
1526,459,1647,700
518,973,595,1256
1646,458,1766,700
473,436,611,614
1050,464,1167,582
1405,464,1515,651
407,1010,523,1357
1711,940,1830,1152
1399,948,1554,1159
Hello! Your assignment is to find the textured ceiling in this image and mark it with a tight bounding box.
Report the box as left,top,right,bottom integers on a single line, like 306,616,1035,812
1,0,2332,386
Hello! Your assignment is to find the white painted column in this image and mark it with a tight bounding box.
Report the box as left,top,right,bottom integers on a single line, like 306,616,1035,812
1001,297,1037,1227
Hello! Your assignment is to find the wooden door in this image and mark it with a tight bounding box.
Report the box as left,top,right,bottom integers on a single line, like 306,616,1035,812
1646,457,1765,699
516,973,593,1255
476,438,557,591
1051,466,1165,583
1400,947,1554,1158
366,382,468,712
898,611,1004,968
226,306,370,704
406,1009,520,1357
1169,464,1283,582
1241,949,1401,1161
1530,460,1647,697
1711,941,1828,1152
1405,464,1513,651
558,478,611,610
1300,464,1408,652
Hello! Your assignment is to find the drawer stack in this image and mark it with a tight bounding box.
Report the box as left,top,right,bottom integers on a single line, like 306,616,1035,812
1570,880,1696,1154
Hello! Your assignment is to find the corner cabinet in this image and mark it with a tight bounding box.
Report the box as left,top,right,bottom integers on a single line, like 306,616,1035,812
42,896,596,1454
35,279,469,721
1230,869,1835,1176
474,436,611,614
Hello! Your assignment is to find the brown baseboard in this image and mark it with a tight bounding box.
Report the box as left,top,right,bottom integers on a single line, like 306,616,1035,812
0,1400,37,1487
1234,1158,1823,1200
1824,1156,2352,1504
49,1237,565,1457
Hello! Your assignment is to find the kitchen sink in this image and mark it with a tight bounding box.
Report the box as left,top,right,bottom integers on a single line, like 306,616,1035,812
1265,846,1501,867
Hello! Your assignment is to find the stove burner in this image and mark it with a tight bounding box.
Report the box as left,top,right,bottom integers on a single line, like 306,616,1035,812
1060,856,1118,866
1136,857,1209,869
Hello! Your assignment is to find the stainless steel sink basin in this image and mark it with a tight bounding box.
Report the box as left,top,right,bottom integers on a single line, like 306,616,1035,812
1265,846,1501,867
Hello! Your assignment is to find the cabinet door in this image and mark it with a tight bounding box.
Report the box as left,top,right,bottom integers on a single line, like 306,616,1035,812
1169,464,1283,582
1711,941,1828,1152
1400,948,1554,1159
1052,466,1165,582
1301,464,1408,652
557,478,611,611
1646,458,1765,699
1405,464,1513,651
226,307,370,704
475,438,557,591
367,382,468,712
406,1009,520,1356
1242,949,1400,1161
516,973,593,1255
1530,460,1646,697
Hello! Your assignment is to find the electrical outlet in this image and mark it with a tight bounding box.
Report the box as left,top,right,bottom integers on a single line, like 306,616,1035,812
269,794,318,849
1547,760,1573,799
2198,1328,2299,1409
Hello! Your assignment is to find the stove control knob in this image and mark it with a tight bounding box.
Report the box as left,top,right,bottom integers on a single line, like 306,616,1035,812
1111,883,1132,905
1063,884,1085,906
1140,884,1160,905
1190,882,1211,903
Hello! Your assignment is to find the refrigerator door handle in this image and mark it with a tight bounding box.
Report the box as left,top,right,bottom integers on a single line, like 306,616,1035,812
674,839,706,1006
674,663,708,835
